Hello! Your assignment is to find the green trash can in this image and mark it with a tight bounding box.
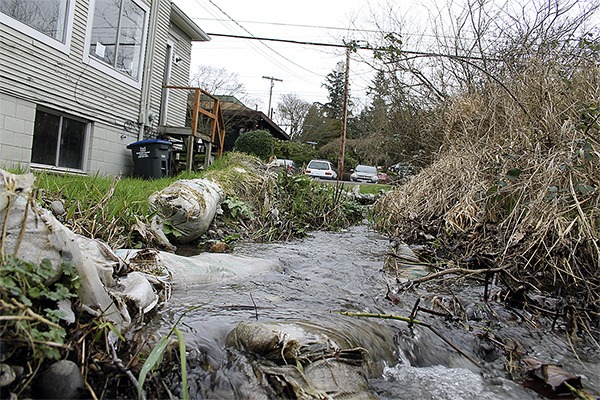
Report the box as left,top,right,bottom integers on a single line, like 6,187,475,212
127,139,172,179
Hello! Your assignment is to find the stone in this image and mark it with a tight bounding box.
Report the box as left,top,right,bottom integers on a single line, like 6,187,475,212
209,241,230,253
0,363,16,387
34,360,85,399
49,200,65,216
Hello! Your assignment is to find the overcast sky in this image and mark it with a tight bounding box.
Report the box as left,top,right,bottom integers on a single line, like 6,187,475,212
172,0,430,115
172,0,599,120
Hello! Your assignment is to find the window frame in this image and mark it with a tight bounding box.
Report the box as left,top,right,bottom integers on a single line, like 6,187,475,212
83,0,150,88
0,0,75,53
30,107,91,173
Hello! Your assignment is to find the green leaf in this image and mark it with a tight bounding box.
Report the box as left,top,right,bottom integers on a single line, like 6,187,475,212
21,296,33,307
45,284,75,301
545,186,559,200
105,321,126,342
138,334,172,399
28,287,42,299
174,327,188,400
575,184,596,195
486,185,498,196
44,308,66,323
61,262,78,278
505,168,522,181
0,276,18,291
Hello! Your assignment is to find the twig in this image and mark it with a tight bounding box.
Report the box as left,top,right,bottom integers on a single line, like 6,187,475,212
563,381,596,400
28,339,70,349
402,265,511,287
386,252,433,267
417,306,452,318
85,380,99,400
0,195,12,262
250,293,259,321
13,192,32,256
408,298,421,329
338,311,482,369
1,299,63,330
108,339,145,400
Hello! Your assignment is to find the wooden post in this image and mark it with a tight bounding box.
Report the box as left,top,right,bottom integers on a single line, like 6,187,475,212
338,45,350,181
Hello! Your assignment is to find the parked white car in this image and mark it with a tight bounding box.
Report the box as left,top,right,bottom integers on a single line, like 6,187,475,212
350,165,379,183
305,159,337,180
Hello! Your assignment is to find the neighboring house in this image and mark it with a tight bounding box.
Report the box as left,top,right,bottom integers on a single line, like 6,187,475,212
209,95,290,152
0,0,209,176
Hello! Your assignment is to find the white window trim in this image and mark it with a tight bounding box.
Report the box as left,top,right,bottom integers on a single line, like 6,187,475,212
160,38,175,126
0,0,75,54
83,0,150,89
31,107,91,173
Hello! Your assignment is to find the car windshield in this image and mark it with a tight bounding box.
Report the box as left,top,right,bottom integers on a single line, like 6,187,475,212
308,161,330,170
356,165,377,173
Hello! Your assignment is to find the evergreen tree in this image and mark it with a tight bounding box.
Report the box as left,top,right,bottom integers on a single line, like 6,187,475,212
298,103,326,144
322,69,348,120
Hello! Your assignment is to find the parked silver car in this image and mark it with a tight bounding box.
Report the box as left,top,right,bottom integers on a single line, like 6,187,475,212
276,159,296,174
350,165,379,183
305,159,337,180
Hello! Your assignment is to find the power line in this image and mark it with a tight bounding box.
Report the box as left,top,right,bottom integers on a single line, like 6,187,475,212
205,0,325,78
208,32,348,49
190,0,320,84
192,17,385,33
206,32,502,61
188,18,484,41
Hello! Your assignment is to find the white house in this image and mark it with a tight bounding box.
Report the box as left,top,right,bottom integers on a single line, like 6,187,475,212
0,0,209,176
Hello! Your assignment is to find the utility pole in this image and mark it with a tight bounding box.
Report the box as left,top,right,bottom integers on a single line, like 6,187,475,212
262,75,282,119
337,45,351,181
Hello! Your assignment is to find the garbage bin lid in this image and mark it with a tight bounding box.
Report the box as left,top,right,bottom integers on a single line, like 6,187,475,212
127,139,172,149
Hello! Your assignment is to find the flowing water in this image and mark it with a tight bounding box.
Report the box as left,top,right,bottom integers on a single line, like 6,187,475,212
146,225,596,399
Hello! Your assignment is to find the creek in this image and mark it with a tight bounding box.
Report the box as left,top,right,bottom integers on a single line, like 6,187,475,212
144,225,596,399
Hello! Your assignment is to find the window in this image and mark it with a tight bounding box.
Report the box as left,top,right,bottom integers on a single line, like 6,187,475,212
88,0,148,81
0,0,74,51
31,109,88,170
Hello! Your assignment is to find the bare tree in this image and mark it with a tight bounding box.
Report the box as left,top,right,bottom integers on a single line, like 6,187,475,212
276,94,311,140
190,65,247,99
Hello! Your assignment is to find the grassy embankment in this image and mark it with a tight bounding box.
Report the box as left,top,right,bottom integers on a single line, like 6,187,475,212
1,152,378,398
10,152,377,248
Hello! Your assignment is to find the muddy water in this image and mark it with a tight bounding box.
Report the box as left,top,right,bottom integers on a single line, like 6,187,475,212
148,225,576,399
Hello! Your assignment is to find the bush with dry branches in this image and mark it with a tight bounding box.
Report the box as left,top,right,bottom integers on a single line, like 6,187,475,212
374,51,599,314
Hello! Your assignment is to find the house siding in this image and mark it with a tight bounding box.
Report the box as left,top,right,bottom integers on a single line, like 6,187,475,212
147,0,170,129
0,0,200,176
164,24,194,127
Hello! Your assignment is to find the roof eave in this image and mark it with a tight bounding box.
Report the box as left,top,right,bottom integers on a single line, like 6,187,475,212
171,3,210,42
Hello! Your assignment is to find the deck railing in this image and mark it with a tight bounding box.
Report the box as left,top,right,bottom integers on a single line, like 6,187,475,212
161,86,226,172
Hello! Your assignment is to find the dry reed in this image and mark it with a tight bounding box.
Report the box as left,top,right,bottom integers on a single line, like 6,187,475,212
374,55,599,315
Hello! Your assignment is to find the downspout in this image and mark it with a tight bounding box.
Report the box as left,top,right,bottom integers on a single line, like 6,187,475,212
139,0,161,141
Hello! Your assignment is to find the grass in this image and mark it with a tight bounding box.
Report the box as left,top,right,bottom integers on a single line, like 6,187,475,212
32,172,191,248
4,152,367,248
306,178,393,195
348,183,393,195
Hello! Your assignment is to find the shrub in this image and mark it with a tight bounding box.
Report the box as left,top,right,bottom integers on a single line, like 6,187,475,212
274,140,318,167
233,130,275,160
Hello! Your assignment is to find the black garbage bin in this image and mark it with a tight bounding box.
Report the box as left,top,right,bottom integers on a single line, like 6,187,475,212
127,139,172,179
